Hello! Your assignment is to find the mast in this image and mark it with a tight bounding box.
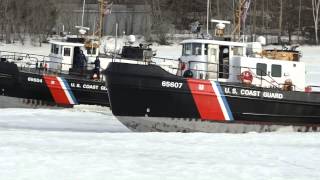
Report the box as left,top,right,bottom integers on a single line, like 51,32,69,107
207,0,210,35
81,0,86,28
75,0,90,35
298,0,302,43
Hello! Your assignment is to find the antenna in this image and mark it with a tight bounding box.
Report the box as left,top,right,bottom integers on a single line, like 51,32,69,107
81,0,85,27
206,0,210,35
211,19,231,24
210,19,231,37
75,0,90,35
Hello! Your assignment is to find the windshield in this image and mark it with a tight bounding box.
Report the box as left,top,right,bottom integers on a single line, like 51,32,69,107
182,43,202,56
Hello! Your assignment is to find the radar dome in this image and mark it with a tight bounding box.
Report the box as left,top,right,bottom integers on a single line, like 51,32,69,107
216,23,226,30
128,35,136,44
79,29,87,35
257,36,266,45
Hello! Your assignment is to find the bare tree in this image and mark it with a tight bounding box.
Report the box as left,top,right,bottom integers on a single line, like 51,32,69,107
312,0,320,44
27,0,58,46
298,0,302,43
0,0,58,45
278,0,283,43
3,0,11,43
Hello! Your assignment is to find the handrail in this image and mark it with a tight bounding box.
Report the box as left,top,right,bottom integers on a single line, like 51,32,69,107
0,50,105,80
153,57,181,62
143,56,285,89
0,50,63,61
184,60,281,88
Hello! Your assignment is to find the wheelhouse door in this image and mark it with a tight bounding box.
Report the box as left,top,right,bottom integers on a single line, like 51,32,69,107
207,44,219,79
62,46,73,72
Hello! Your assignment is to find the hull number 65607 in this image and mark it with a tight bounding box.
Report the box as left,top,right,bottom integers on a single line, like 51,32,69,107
161,81,183,89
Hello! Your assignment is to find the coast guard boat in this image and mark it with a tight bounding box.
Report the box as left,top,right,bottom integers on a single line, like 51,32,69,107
0,37,110,108
0,34,156,108
106,21,320,133
0,0,112,108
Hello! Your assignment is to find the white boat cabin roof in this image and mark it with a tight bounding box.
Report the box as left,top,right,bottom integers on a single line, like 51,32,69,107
180,39,246,47
49,40,84,47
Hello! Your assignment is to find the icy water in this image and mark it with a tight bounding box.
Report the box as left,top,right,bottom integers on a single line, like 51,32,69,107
0,107,320,180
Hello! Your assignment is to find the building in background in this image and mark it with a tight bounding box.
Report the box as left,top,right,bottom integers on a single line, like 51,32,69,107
55,0,151,37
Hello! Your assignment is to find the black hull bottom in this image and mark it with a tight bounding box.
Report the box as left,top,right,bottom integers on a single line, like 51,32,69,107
116,116,320,133
0,96,69,109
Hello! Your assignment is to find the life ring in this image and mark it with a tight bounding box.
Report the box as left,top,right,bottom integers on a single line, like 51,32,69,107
283,79,293,91
305,86,312,93
240,71,253,85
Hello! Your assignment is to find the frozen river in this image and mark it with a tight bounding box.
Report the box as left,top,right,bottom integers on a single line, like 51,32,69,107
0,107,320,180
1,42,320,179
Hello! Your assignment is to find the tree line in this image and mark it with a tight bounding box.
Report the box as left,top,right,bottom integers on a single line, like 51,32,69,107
147,0,320,44
1,0,320,45
0,0,57,46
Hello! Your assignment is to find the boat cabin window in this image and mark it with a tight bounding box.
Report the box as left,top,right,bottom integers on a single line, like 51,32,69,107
64,48,71,56
204,44,208,55
219,46,230,79
256,63,267,76
51,44,60,54
182,43,202,56
192,43,202,55
182,43,192,56
86,47,97,55
271,64,282,77
233,46,244,56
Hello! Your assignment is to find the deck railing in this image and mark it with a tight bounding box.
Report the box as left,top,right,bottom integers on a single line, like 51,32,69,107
145,57,287,90
0,50,105,81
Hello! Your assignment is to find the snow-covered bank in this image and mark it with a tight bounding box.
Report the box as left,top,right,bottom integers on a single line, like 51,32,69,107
0,41,50,56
